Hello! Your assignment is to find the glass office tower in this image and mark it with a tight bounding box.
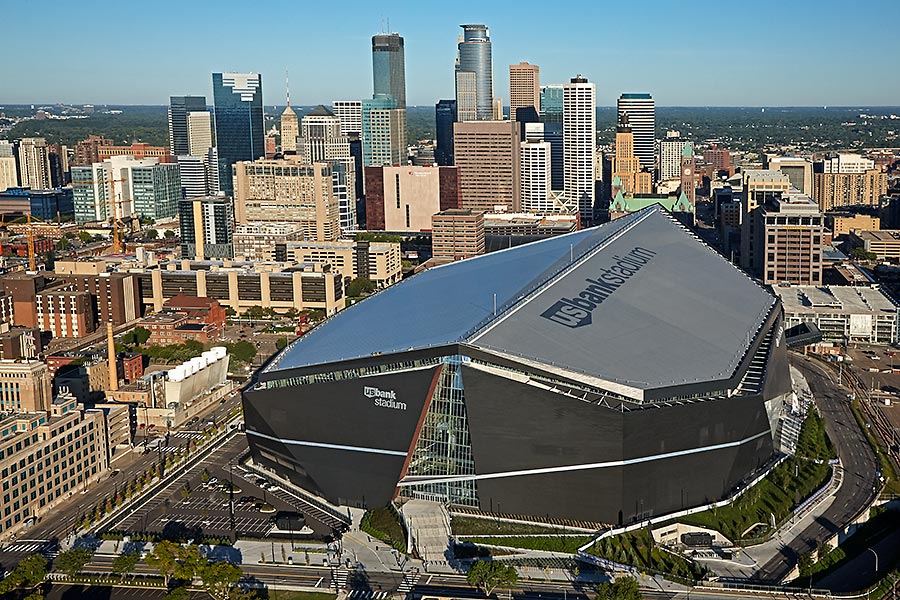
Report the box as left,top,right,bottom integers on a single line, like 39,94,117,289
212,72,264,196
169,96,208,156
435,99,457,166
372,34,406,108
455,25,493,121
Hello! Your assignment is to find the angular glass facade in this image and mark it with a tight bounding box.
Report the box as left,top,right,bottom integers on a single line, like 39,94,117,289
212,73,264,197
456,25,493,121
169,96,208,156
372,34,406,108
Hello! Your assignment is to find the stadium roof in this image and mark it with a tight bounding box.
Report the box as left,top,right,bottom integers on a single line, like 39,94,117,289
267,206,776,396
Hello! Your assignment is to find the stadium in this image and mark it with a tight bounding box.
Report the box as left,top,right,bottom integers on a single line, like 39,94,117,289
242,205,793,525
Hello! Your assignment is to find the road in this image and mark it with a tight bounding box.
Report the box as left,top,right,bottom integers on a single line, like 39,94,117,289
752,356,879,584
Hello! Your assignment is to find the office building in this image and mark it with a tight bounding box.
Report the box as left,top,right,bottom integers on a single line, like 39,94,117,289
0,188,74,220
135,259,344,316
455,24,494,121
659,131,687,182
36,289,96,339
176,155,209,199
71,156,181,223
739,170,793,270
187,111,213,157
280,104,299,154
827,213,880,237
245,205,792,523
704,145,731,173
72,135,112,167
169,96,208,156
0,407,110,538
179,196,234,260
482,212,578,238
212,72,264,196
431,209,485,260
752,193,824,285
47,143,69,188
53,263,141,326
333,101,363,136
617,94,655,172
813,154,887,211
298,106,358,232
849,230,900,261
361,96,406,167
275,239,402,288
766,156,813,196
509,62,540,122
610,113,652,198
453,120,521,213
372,33,406,108
364,166,461,231
520,140,552,213
773,285,899,344
563,76,596,222
16,138,52,190
540,85,563,122
233,223,306,261
435,100,457,166
0,360,51,412
232,157,340,241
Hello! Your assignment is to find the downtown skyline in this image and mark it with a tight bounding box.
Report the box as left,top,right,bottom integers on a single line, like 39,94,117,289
5,0,900,107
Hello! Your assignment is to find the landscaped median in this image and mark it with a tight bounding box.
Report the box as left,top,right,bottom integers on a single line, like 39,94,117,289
360,506,408,553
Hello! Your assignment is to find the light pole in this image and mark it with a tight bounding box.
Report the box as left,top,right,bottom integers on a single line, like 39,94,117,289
869,547,879,575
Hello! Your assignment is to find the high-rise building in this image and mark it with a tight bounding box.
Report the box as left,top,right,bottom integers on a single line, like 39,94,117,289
72,135,113,167
765,156,813,196
16,138,52,190
658,131,687,182
372,33,406,108
540,85,564,123
617,93,655,172
431,209,485,260
453,120,521,213
333,101,363,136
168,96,208,156
739,169,793,269
520,140,552,213
179,195,234,260
610,113,652,198
680,143,696,207
233,157,340,241
71,156,181,223
510,62,540,123
280,104,299,154
176,155,210,199
187,111,213,157
704,145,732,173
455,24,494,121
813,154,886,211
364,165,460,231
361,96,406,167
299,106,358,232
435,100,457,166
47,143,69,187
752,193,823,285
0,360,51,412
212,73,264,197
0,142,17,192
563,76,596,222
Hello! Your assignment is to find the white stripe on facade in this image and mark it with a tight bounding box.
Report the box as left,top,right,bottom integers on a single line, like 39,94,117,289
246,429,408,457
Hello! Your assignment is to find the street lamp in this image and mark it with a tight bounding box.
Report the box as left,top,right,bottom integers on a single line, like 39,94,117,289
868,547,878,574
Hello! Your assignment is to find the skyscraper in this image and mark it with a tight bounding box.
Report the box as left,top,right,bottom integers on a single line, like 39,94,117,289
658,130,687,182
71,156,181,223
16,138,52,190
179,195,234,260
455,24,494,121
611,113,652,197
435,99,457,166
187,111,213,157
453,120,521,213
361,96,406,167
0,141,17,192
299,106,358,232
372,33,406,108
509,62,540,122
281,105,299,154
168,96,207,156
563,76,596,222
212,73,264,196
617,93,655,172
540,85,564,123
520,140,552,213
332,101,363,136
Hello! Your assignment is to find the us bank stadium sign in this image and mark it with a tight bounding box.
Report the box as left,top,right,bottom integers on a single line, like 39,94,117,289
364,386,407,410
540,247,657,329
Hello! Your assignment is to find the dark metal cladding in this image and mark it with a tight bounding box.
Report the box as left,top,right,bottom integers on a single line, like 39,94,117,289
243,365,441,508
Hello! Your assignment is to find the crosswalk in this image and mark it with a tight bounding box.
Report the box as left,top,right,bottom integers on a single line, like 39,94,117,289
2,539,58,557
396,569,421,595
347,590,390,599
332,568,348,589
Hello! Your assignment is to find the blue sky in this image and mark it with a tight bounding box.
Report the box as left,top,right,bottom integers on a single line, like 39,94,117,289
5,0,900,107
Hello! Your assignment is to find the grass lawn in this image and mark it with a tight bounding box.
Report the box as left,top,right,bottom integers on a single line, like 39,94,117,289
585,529,705,581
459,535,591,554
451,516,571,535
361,506,407,553
678,410,835,543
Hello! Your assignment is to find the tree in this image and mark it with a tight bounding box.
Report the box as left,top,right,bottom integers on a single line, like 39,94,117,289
112,552,140,579
225,340,257,364
275,337,289,351
347,276,375,298
55,547,93,578
596,576,642,600
0,553,48,593
164,230,176,238
77,230,92,244
56,237,71,251
165,587,191,600
199,560,244,600
147,229,159,239
123,326,151,346
145,540,182,587
466,560,518,596
850,247,878,262
175,544,205,582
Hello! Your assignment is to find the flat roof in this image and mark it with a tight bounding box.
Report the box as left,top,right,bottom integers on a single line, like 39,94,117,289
773,285,899,315
268,206,776,395
853,230,900,242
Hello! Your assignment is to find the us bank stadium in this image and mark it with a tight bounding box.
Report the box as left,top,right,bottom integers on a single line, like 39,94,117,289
242,205,794,525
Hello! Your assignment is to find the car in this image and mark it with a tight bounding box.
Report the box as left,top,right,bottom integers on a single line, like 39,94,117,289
208,477,218,485
259,482,269,490
268,485,280,492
